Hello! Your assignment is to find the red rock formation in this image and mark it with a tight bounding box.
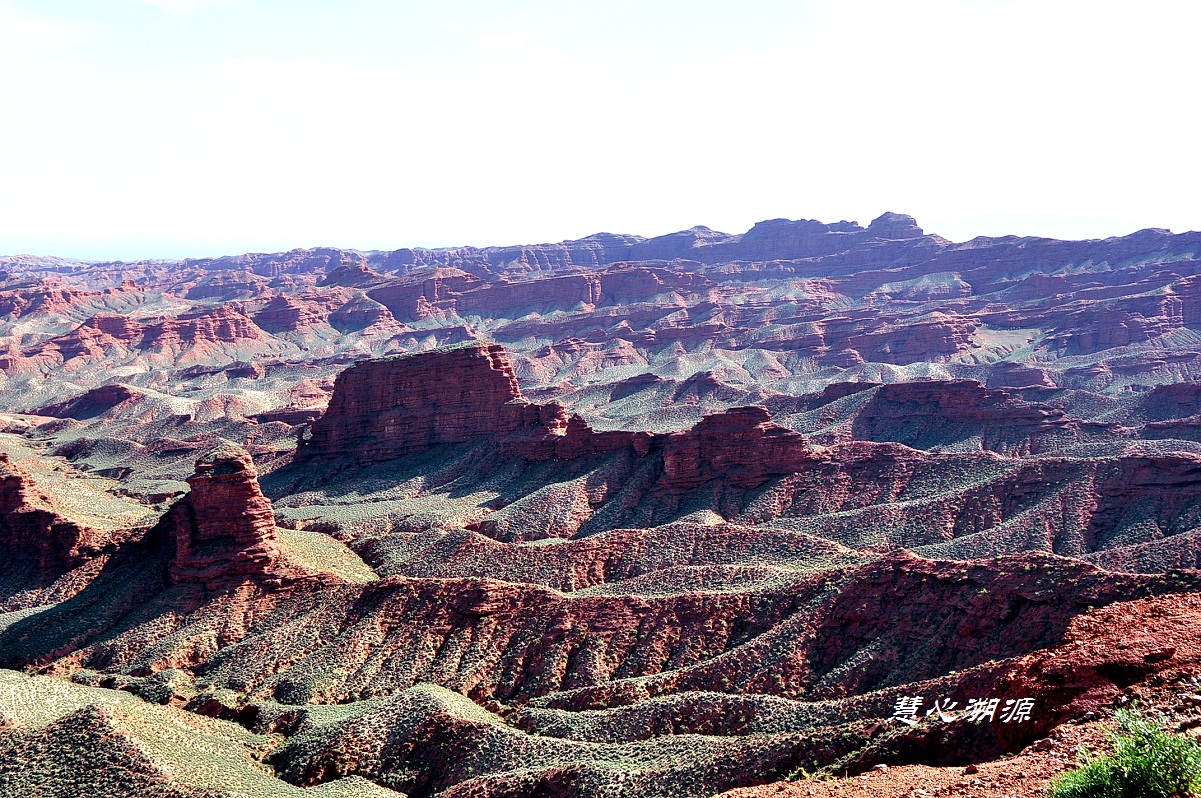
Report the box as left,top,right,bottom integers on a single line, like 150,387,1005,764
659,406,814,491
985,361,1054,388
1142,381,1201,421
252,292,346,333
851,379,1078,454
839,312,978,364
167,447,292,588
182,270,274,300
0,279,137,320
181,247,368,278
319,260,389,288
3,304,271,370
296,342,542,465
365,266,712,324
299,345,818,493
366,270,486,321
35,314,142,361
142,304,268,348
34,384,142,420
327,295,403,334
0,453,111,575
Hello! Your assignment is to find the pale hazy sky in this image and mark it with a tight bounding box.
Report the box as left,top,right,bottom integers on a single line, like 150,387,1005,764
1,0,1198,260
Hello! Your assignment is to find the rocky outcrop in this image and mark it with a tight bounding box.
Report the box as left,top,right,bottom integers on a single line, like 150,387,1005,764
0,454,109,574
365,270,485,322
34,384,142,420
985,361,1055,388
327,295,402,334
180,247,368,278
5,305,271,368
364,266,712,324
166,447,291,588
659,407,813,491
252,293,345,333
851,380,1079,454
838,312,978,364
319,260,389,288
295,341,649,467
296,342,538,465
1141,381,1201,421
298,345,819,494
0,279,138,320
142,304,269,348
357,212,940,277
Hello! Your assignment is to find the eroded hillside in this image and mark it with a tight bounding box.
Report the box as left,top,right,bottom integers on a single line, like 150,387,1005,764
2,215,1201,797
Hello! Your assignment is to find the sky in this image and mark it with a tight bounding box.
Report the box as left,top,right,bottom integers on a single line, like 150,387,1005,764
1,0,1199,260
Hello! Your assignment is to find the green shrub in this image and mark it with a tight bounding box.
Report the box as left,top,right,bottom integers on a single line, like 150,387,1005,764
1046,708,1201,798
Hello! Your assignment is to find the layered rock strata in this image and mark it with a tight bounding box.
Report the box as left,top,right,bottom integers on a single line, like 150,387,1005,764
851,379,1079,454
296,343,818,491
296,342,535,465
166,447,293,588
0,453,109,574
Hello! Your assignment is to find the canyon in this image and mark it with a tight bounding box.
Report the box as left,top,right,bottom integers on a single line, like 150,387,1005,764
2,213,1201,797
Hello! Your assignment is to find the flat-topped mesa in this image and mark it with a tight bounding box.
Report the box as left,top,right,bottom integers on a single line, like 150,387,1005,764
506,405,818,489
296,343,821,489
659,406,816,491
295,342,562,466
167,446,290,587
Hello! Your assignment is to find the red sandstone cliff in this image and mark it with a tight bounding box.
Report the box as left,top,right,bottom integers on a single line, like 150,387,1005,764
2,305,272,370
0,453,111,575
850,379,1080,454
295,342,541,465
166,447,297,588
34,384,143,420
296,344,819,495
659,406,813,490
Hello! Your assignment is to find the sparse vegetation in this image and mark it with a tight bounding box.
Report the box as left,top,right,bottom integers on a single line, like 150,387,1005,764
1046,708,1201,798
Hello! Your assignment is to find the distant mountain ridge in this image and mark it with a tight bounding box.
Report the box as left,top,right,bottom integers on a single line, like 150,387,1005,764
5,212,1198,283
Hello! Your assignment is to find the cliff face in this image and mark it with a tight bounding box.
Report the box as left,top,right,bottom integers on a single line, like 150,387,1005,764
296,344,820,494
851,380,1079,454
0,454,105,574
34,384,142,420
296,342,542,465
167,447,289,588
659,406,813,491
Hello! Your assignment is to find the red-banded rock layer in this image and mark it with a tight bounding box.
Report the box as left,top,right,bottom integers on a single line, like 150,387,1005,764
296,342,546,465
659,406,813,491
726,309,977,366
365,266,713,324
180,246,368,277
3,305,271,369
38,314,142,361
1141,381,1201,421
166,447,292,588
850,380,1078,454
297,344,818,494
0,454,110,575
0,280,137,320
327,295,403,334
838,312,978,364
141,304,268,348
34,384,142,420
366,270,485,321
252,293,346,333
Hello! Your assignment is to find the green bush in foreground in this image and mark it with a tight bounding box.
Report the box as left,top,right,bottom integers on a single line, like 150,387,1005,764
1047,708,1201,798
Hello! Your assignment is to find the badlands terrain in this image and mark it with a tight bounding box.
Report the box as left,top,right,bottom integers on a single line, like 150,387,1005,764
2,212,1201,796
